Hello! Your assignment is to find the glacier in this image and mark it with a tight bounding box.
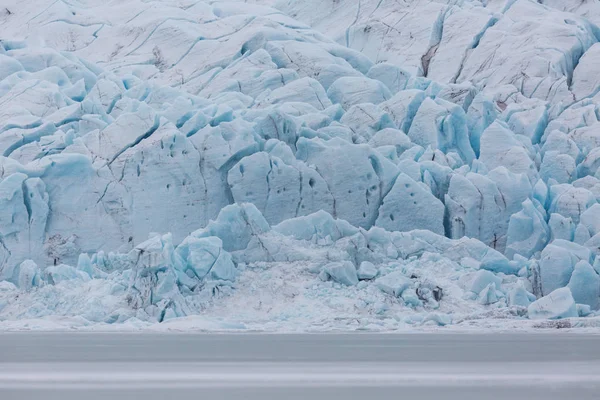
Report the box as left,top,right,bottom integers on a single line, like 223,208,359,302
1,0,600,330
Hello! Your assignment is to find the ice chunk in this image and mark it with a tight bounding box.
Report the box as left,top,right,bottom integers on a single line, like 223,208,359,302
435,83,476,111
478,283,499,305
401,289,423,307
366,63,410,94
193,203,270,252
568,125,600,158
539,240,592,296
265,40,363,87
126,234,184,312
175,236,236,282
375,173,445,235
407,97,475,163
508,281,536,307
320,261,358,286
567,261,600,309
357,261,378,280
528,288,578,320
0,54,24,81
540,244,574,294
479,121,537,182
445,171,528,253
502,99,548,144
273,211,358,243
541,131,581,162
17,260,41,291
577,147,600,179
422,313,452,326
327,77,391,109
368,128,412,155
574,223,591,245
580,204,600,237
228,152,301,225
296,137,397,228
256,77,332,110
540,151,576,184
339,103,395,142
380,90,427,132
44,264,91,284
548,213,574,242
505,199,549,259
571,43,600,101
469,270,502,295
376,271,412,297
0,173,49,280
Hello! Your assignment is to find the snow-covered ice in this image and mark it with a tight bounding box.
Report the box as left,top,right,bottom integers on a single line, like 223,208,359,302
1,0,600,331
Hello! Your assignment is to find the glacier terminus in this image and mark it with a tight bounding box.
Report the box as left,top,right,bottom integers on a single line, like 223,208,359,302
2,0,600,331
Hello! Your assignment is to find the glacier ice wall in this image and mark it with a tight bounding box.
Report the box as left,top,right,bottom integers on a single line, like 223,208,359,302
1,0,600,328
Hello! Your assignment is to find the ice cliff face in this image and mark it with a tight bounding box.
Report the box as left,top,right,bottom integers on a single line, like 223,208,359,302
1,0,600,329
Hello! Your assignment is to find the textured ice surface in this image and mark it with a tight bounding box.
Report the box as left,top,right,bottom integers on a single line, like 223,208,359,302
1,0,600,330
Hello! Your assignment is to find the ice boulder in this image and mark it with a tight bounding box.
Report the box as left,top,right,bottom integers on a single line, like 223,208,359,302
175,236,236,282
192,203,270,252
327,77,392,109
339,103,395,142
446,171,527,252
548,184,595,225
541,130,581,162
508,281,536,307
578,304,592,317
528,288,578,320
296,137,398,228
574,224,591,245
575,147,600,178
478,283,500,305
567,261,600,309
539,240,592,296
0,54,24,81
126,234,184,312
17,260,41,291
319,261,359,286
376,271,412,297
422,313,452,326
505,199,550,259
571,42,600,101
256,77,332,110
76,254,97,278
548,213,574,242
407,97,475,163
273,210,358,243
380,89,427,132
44,264,91,284
435,83,476,111
366,63,411,94
478,121,537,182
401,288,423,307
469,270,502,295
375,173,445,235
357,261,378,280
228,152,301,225
540,151,576,184
368,128,413,154
580,204,600,237
0,173,49,281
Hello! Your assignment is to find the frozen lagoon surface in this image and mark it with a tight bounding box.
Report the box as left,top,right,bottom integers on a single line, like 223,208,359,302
3,0,600,331
2,333,600,400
